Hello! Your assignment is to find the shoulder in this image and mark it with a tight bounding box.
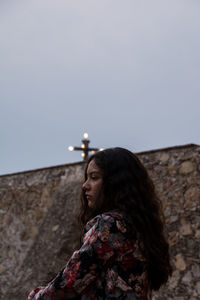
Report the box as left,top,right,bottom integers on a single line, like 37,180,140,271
85,210,128,234
82,211,128,248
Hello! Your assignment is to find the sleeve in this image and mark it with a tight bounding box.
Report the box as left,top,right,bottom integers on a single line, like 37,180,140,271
26,214,119,300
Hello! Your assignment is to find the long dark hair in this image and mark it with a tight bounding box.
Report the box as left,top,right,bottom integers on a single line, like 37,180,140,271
80,147,172,290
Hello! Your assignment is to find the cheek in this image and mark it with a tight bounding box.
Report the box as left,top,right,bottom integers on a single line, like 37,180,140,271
95,182,103,197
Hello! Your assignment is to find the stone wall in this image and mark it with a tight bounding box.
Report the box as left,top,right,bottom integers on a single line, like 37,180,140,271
139,144,200,300
0,162,85,300
0,144,199,300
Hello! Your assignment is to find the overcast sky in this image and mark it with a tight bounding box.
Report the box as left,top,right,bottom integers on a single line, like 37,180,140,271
1,0,200,175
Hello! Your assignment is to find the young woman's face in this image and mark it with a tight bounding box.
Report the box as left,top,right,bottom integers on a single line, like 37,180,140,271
82,159,103,208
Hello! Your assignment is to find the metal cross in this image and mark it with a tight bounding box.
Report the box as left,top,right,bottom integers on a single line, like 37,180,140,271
68,133,102,161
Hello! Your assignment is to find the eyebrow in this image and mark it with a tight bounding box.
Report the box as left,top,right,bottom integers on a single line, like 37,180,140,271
87,171,102,176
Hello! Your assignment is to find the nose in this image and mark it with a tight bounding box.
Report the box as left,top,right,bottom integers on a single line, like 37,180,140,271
82,179,89,191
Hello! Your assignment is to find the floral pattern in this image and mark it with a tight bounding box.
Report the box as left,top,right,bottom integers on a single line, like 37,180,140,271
26,211,152,300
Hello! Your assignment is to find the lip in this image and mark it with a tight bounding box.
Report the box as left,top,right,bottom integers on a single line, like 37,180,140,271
86,194,92,199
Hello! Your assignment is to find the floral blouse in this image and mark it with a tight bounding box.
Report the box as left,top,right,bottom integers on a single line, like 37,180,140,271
26,211,152,300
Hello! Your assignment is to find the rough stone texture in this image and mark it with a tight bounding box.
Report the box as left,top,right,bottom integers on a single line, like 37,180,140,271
138,144,200,300
0,144,199,300
0,162,85,300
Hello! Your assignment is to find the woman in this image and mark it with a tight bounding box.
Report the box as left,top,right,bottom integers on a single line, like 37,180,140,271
27,147,172,300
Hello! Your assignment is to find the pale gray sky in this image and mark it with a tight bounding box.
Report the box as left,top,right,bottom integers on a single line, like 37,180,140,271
1,0,200,175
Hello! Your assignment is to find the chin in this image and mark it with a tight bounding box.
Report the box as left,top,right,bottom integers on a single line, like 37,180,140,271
88,201,94,208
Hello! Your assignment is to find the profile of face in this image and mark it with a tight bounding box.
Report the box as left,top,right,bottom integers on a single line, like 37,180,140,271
82,159,103,208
